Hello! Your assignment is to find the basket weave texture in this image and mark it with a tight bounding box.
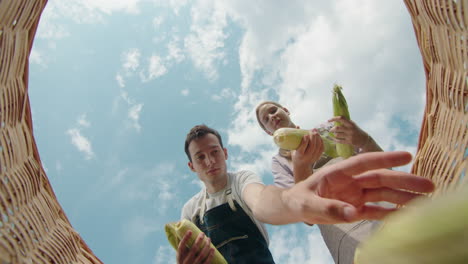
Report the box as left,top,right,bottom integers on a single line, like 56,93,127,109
0,0,102,263
0,0,467,263
405,0,468,196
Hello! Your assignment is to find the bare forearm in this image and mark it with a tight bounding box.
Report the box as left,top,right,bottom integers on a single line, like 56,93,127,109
249,185,298,225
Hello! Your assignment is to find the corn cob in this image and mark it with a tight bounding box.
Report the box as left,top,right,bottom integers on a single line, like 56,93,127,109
165,219,227,264
273,127,338,158
354,185,468,264
332,84,354,158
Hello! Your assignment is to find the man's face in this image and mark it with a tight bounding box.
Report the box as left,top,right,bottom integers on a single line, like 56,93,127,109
188,133,228,184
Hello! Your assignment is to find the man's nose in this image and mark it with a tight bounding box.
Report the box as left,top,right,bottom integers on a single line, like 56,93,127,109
205,155,216,166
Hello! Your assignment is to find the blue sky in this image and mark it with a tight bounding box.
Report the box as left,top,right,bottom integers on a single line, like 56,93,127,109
28,0,425,263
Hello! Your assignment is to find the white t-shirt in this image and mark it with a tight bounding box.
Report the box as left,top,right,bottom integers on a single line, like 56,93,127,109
181,170,269,244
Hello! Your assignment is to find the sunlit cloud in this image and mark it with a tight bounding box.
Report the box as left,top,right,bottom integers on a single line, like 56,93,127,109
140,55,168,82
184,0,228,81
77,114,91,128
123,48,141,73
211,88,235,101
123,215,159,245
128,103,144,132
116,74,125,88
153,245,175,264
66,128,95,160
166,37,185,64
153,0,190,15
181,89,189,96
66,114,95,160
153,16,164,29
29,49,45,66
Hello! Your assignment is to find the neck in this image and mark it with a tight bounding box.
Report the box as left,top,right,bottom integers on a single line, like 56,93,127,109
205,174,228,194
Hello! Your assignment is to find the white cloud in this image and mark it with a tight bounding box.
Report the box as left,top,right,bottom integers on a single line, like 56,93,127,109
184,0,228,81
39,0,142,27
123,215,159,245
123,48,141,73
153,0,190,15
66,114,95,160
77,114,91,128
153,16,164,29
153,245,176,264
66,128,95,160
114,89,143,133
140,55,168,82
80,0,141,15
166,37,186,64
211,87,236,101
128,103,144,132
29,49,45,66
116,74,125,88
181,89,190,96
117,163,178,212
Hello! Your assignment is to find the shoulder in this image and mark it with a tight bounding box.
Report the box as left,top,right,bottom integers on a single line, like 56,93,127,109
181,190,204,219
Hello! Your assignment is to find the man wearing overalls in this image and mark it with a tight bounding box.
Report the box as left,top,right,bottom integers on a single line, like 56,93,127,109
176,124,434,264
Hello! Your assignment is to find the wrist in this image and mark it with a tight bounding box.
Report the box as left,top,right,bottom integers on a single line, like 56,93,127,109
280,188,301,222
360,133,371,150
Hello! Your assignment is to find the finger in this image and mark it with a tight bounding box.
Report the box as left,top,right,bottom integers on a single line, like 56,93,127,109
185,233,206,261
194,237,212,263
312,134,324,154
355,170,435,193
296,135,310,154
202,249,215,264
361,187,426,205
353,204,398,221
177,231,193,262
329,116,353,127
320,151,414,182
304,196,358,224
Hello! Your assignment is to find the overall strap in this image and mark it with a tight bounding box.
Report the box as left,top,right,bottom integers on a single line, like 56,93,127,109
199,177,237,224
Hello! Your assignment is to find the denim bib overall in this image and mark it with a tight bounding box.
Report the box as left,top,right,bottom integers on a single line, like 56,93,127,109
194,188,275,264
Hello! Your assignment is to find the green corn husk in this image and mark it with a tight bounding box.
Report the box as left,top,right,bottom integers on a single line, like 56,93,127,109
165,219,227,264
354,185,468,264
273,127,338,158
332,84,354,158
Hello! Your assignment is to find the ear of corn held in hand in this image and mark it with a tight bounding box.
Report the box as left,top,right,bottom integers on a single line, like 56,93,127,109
165,219,227,264
273,127,338,158
354,185,468,264
332,84,354,158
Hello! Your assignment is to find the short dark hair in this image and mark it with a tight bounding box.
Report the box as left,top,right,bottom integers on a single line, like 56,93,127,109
184,124,224,162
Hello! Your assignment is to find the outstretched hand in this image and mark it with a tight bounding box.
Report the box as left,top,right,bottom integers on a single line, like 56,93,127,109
282,151,435,224
176,231,214,264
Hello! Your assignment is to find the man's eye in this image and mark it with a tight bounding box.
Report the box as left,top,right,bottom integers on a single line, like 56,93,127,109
196,155,205,160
